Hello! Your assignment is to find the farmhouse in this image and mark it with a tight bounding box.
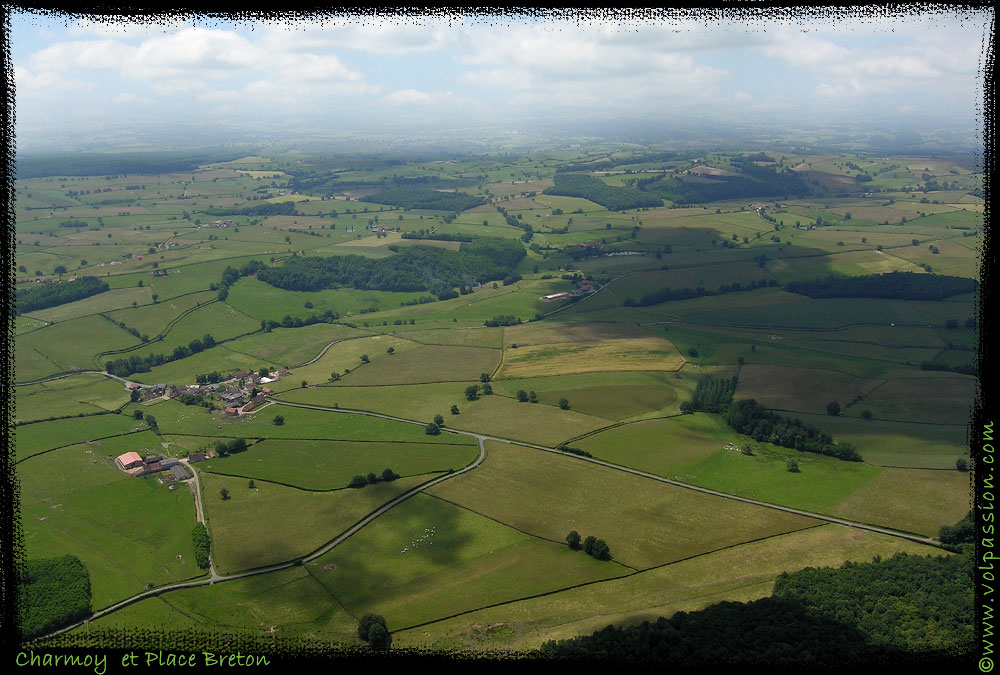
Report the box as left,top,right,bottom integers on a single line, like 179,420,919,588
542,292,572,302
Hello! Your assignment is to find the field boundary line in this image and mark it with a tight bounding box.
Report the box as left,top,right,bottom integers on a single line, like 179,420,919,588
198,469,448,494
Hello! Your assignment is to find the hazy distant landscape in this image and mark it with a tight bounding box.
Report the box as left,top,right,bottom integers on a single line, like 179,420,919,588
9,7,986,666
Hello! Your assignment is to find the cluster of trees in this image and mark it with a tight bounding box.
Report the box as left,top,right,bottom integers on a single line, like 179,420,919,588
623,279,777,307
256,239,524,296
725,399,863,462
59,219,89,228
213,438,248,457
785,271,977,301
365,187,485,212
566,531,612,560
101,314,149,342
17,276,109,314
357,613,391,650
680,375,739,413
464,383,493,400
638,158,810,204
19,555,92,641
539,550,970,664
544,174,662,211
261,310,340,332
104,333,218,378
191,523,211,570
556,444,592,458
483,315,521,327
348,469,401,488
938,510,973,549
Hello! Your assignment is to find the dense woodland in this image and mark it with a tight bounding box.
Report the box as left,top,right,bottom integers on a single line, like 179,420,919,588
683,375,739,413
725,399,863,461
17,276,109,315
544,174,663,211
256,238,524,296
538,551,971,664
19,555,93,641
785,271,977,300
365,187,485,212
637,158,811,204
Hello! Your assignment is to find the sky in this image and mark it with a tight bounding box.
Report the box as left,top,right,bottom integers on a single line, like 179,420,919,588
8,8,992,150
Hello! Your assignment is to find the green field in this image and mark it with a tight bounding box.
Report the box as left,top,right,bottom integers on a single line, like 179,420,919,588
200,438,477,490
428,441,817,569
307,493,630,630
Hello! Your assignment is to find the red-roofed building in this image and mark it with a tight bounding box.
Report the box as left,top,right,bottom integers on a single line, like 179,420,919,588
116,452,143,471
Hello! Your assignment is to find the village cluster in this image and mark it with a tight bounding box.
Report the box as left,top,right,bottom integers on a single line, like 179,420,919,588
124,367,289,415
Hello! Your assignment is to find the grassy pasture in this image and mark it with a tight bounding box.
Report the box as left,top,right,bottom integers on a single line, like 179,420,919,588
147,398,459,443
18,315,141,377
14,414,141,462
308,494,630,631
493,371,679,421
16,316,50,335
201,472,429,575
684,297,928,330
77,566,361,642
735,365,885,415
24,286,154,323
265,335,421,392
14,346,67,383
428,441,817,570
336,345,502,386
123,302,262,361
448,395,612,446
787,412,968,469
223,324,371,368
498,337,684,379
844,377,974,425
610,263,777,300
576,414,732,476
393,524,939,651
503,320,650,347
402,326,504,349
278,381,473,424
16,375,131,423
20,461,200,610
829,468,971,536
105,291,218,338
200,438,477,490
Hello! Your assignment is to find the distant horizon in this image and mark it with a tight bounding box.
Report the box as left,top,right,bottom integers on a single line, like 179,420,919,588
10,7,990,154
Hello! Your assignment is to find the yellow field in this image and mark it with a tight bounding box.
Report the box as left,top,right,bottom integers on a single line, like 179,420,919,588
498,337,685,378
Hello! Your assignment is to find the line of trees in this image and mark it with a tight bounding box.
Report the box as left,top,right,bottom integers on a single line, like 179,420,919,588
725,399,863,462
623,279,778,307
784,271,977,301
566,531,612,560
17,276,109,315
213,438,248,457
104,333,217,378
192,523,211,570
348,469,400,488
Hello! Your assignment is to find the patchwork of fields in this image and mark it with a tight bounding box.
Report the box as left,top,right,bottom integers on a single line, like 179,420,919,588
15,146,977,657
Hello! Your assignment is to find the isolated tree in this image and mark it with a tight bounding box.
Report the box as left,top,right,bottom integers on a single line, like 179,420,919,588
956,458,969,472
558,398,570,410
360,354,370,364
386,346,395,354
434,414,445,426
349,475,367,488
450,405,460,415
566,531,582,550
583,536,597,556
367,622,392,650
273,415,284,426
688,347,699,358
130,389,141,403
517,390,529,402
425,422,440,435
358,614,388,643
220,488,230,501
248,480,255,489
786,460,800,473
330,372,341,382
529,391,538,403
480,373,491,383
465,385,480,401
144,415,159,433
826,401,841,416
481,383,493,395
381,468,399,482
